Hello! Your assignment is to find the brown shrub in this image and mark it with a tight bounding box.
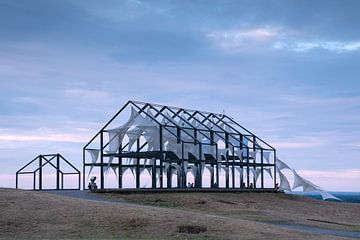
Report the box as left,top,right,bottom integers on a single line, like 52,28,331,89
177,225,207,234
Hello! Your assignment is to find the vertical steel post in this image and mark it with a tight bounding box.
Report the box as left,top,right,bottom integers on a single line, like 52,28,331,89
56,154,60,190
240,134,243,188
15,173,18,189
253,136,256,188
261,149,264,189
152,157,156,189
246,148,250,188
167,164,172,188
61,173,64,189
78,171,81,190
159,126,163,188
136,139,140,188
232,145,235,188
33,172,36,190
39,155,42,190
179,142,183,188
274,150,277,189
83,148,86,190
118,144,122,189
225,132,229,188
100,131,104,189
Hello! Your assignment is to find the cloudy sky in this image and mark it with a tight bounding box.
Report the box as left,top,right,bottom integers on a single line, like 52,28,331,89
1,0,360,191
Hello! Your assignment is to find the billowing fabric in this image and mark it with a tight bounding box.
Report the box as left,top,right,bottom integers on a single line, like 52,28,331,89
143,126,160,151
276,159,341,201
319,191,340,201
234,149,244,161
264,168,273,179
126,127,144,151
87,149,99,163
263,151,271,163
189,165,197,179
249,150,257,161
87,149,99,175
107,129,127,153
278,169,291,191
183,161,188,173
276,158,291,170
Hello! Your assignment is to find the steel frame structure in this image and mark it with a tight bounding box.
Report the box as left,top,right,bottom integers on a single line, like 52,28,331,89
83,100,276,190
16,153,81,190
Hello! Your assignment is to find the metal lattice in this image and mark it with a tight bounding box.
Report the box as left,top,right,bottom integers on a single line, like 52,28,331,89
83,100,276,190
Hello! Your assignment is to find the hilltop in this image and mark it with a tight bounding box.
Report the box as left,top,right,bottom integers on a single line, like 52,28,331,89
0,188,359,239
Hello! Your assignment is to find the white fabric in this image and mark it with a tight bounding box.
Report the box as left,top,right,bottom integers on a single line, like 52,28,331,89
200,162,205,174
171,164,182,176
143,126,160,151
161,112,174,125
277,169,291,191
319,191,341,201
178,112,187,127
264,168,273,179
242,136,249,147
292,168,305,190
164,162,170,172
107,128,127,153
206,165,214,177
189,165,197,179
217,148,228,160
121,167,129,175
110,166,118,177
249,150,257,161
87,149,99,163
87,149,99,175
202,138,216,159
276,158,291,170
229,137,241,147
107,106,142,152
126,127,144,151
183,161,188,173
254,168,262,182
191,119,198,127
274,157,340,201
234,148,244,161
164,135,182,158
236,167,244,180
292,168,320,192
263,151,271,163
221,166,229,174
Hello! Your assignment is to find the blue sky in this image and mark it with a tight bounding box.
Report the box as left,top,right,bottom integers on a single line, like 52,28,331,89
1,0,360,191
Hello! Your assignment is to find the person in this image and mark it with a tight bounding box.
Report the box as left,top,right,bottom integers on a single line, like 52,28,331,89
187,182,191,188
89,176,98,191
249,183,253,188
214,182,218,188
275,183,280,191
191,183,194,188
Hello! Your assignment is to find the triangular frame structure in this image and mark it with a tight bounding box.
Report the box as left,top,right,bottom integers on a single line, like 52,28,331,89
83,100,277,190
16,153,81,190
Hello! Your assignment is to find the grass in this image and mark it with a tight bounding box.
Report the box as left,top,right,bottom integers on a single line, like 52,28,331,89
1,188,359,239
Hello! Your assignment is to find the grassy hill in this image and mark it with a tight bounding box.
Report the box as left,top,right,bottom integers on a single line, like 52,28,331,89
0,188,359,239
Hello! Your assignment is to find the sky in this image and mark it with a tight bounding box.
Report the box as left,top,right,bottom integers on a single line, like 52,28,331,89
1,0,360,191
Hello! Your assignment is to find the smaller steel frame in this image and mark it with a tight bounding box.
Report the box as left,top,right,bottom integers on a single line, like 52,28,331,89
16,153,81,190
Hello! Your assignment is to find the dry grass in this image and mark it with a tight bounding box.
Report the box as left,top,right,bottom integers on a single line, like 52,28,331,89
102,191,360,232
0,188,358,240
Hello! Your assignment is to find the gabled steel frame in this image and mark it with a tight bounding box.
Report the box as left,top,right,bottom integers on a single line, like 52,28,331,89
83,100,276,190
16,153,81,190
